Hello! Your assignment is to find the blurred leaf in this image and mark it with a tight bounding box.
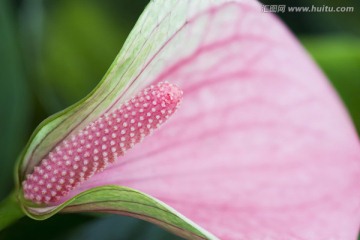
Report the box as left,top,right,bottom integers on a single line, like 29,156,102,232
61,215,183,240
0,0,31,199
37,0,141,112
302,36,360,136
0,211,182,240
0,213,95,240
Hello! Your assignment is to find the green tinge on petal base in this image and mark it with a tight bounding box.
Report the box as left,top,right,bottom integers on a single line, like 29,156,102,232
20,185,217,240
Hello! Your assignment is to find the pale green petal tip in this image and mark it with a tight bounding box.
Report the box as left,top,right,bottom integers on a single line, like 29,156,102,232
21,185,218,240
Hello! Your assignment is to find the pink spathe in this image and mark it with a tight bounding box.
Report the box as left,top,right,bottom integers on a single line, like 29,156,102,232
30,1,360,239
73,2,360,240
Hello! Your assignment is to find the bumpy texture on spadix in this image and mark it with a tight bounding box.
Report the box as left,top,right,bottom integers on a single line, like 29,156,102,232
23,82,182,204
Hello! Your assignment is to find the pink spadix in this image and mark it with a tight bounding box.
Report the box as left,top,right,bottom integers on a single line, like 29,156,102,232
23,82,183,204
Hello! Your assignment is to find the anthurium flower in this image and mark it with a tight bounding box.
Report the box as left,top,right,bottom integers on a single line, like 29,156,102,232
2,0,359,239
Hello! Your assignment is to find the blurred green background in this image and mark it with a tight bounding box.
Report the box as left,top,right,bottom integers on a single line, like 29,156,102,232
0,0,359,239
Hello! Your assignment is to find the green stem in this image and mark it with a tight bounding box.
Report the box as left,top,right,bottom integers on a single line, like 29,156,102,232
0,191,25,231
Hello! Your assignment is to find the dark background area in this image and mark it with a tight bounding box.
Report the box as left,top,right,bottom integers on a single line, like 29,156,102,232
0,0,359,239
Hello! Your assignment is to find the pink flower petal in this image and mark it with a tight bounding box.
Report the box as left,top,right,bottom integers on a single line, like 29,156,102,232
68,1,360,239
